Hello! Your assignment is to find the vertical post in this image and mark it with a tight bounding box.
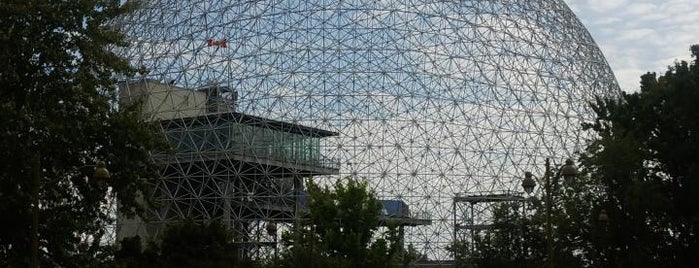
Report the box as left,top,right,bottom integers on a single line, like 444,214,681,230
452,197,457,265
398,226,405,263
293,175,301,234
31,153,40,268
223,182,231,226
470,201,475,253
273,229,278,258
546,161,553,268
522,189,529,260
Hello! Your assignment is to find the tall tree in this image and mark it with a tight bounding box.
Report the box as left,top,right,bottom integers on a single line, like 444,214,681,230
270,177,401,268
0,1,166,266
581,45,699,268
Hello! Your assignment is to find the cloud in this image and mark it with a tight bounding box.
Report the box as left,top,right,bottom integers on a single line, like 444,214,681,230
582,0,631,12
565,0,699,92
625,3,658,16
615,28,656,41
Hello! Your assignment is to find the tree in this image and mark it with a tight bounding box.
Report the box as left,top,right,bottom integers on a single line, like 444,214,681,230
580,45,699,268
0,1,167,266
115,220,246,268
269,177,401,268
467,202,546,268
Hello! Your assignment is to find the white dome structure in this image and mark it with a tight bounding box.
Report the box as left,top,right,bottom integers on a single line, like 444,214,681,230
116,0,620,261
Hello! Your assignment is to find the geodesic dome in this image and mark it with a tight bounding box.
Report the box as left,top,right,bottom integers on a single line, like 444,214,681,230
116,0,620,260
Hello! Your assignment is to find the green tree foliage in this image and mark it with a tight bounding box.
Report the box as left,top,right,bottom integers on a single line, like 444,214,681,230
580,45,699,268
270,177,401,268
466,203,546,268
401,243,427,267
115,221,246,268
0,1,167,266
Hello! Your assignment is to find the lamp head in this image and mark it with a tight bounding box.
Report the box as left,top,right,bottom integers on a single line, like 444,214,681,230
522,172,536,194
93,161,111,181
560,158,578,182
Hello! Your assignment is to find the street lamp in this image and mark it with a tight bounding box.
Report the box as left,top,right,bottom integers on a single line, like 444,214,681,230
521,158,578,268
521,159,577,195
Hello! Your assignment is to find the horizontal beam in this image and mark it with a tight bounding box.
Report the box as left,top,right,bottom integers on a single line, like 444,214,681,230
454,193,525,203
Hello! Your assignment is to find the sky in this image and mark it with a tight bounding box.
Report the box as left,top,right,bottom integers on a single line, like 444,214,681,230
565,0,699,92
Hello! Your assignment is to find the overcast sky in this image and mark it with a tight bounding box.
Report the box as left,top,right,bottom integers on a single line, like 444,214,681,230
565,0,699,92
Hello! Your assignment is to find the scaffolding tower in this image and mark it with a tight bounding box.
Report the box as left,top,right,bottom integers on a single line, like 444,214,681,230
453,191,526,265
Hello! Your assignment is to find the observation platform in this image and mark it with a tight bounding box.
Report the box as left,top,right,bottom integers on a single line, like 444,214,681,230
379,199,432,226
453,191,526,232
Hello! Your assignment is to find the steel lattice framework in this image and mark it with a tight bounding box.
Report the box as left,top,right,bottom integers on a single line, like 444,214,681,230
114,0,620,261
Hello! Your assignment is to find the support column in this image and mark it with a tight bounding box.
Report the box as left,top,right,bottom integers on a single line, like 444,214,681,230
293,175,302,234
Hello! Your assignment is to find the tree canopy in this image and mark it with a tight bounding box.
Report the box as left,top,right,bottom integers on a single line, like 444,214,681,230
0,1,166,266
270,177,402,268
579,45,699,268
115,220,245,268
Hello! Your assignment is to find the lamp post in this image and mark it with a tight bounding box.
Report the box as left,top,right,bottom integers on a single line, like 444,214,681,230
31,160,110,268
521,158,578,268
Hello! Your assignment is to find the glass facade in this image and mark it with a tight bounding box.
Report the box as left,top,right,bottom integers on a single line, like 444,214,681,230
163,118,323,166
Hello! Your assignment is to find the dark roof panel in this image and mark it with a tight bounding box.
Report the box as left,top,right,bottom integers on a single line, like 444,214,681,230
161,112,339,138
